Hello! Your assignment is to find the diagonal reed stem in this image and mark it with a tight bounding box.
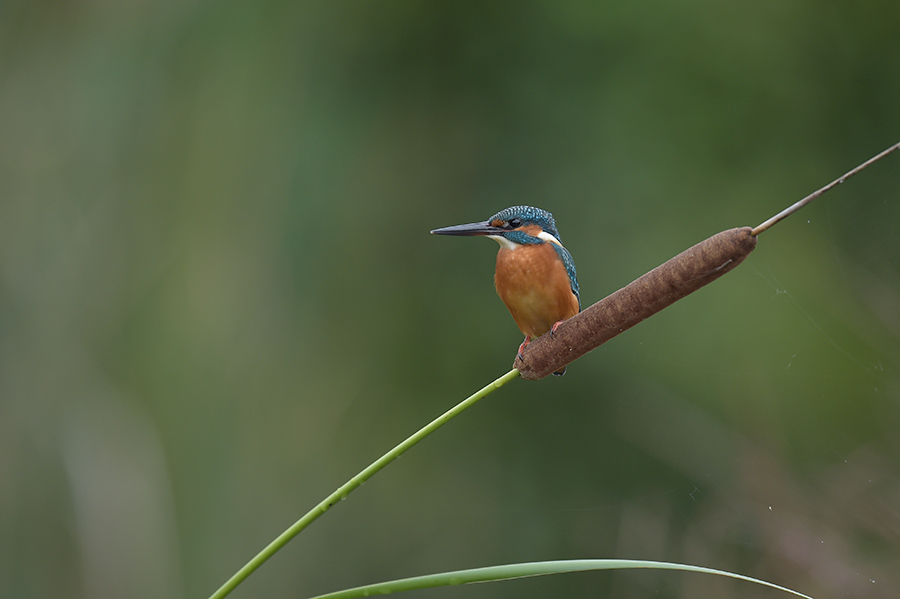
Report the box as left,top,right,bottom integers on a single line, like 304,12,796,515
209,369,520,599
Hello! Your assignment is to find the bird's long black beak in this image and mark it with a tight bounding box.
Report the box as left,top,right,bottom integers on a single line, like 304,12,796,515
430,221,504,236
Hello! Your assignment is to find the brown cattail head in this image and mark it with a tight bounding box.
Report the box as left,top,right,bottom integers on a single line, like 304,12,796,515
514,227,758,380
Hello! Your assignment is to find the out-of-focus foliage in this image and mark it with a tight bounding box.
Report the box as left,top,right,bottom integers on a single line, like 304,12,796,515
1,2,899,598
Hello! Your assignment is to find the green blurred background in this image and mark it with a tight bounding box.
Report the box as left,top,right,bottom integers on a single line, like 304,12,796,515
2,1,899,598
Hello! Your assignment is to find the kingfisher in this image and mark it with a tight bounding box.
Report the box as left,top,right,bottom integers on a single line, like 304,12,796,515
431,206,580,375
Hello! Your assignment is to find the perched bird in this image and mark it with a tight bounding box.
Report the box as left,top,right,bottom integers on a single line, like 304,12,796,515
431,206,580,375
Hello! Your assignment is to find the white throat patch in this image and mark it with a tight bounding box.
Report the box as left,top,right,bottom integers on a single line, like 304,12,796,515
487,234,519,251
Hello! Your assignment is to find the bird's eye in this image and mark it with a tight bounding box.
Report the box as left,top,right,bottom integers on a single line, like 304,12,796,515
508,218,522,228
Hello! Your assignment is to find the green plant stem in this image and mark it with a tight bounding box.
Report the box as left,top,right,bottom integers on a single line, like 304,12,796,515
209,368,521,599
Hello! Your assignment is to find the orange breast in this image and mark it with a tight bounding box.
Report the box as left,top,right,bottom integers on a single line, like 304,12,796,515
494,243,579,339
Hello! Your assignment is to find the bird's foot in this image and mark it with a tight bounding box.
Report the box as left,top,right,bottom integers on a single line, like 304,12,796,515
517,337,531,361
550,320,564,338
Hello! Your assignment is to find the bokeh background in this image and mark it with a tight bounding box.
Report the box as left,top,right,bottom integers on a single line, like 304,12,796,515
2,2,899,598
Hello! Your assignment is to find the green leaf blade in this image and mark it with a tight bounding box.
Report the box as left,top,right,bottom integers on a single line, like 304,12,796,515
306,559,814,599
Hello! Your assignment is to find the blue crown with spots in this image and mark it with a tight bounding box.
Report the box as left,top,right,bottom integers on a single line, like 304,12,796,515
488,206,561,241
